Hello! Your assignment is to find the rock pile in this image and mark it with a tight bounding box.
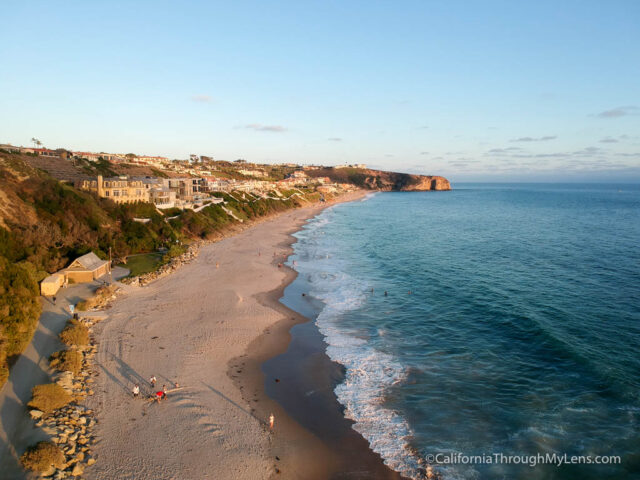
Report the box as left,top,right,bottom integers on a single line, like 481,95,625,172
28,326,100,478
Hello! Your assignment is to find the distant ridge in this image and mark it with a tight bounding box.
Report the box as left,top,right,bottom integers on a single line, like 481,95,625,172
306,167,451,191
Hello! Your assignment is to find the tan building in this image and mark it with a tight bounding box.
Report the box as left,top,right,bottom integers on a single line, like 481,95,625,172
76,175,150,203
40,273,65,296
63,252,111,284
40,252,111,296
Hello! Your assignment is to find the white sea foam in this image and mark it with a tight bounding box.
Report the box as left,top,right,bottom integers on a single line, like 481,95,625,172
294,210,424,479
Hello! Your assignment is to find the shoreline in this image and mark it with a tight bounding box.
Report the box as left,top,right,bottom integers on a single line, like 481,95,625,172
81,190,403,479
229,191,404,479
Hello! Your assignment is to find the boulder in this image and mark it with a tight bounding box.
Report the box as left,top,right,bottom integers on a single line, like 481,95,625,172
29,409,44,419
71,464,84,476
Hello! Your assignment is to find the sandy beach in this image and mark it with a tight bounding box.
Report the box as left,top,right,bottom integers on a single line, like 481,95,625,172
83,191,401,480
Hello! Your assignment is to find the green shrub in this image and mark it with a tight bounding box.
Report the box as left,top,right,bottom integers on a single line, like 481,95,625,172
49,350,83,375
20,441,66,473
59,320,89,346
28,383,72,414
0,256,42,387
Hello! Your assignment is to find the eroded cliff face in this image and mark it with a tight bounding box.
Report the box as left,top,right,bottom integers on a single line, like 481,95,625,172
398,175,451,191
306,167,451,191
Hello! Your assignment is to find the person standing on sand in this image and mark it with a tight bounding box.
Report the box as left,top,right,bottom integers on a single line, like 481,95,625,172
132,384,140,398
53,296,57,305
269,413,275,429
150,375,157,387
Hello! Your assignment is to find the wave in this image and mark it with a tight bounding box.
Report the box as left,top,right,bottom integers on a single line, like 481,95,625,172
297,211,424,479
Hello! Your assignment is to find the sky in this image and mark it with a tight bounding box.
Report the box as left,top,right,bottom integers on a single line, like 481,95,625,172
1,0,639,182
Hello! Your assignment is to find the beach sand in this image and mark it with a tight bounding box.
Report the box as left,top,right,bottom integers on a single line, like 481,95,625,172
85,192,402,480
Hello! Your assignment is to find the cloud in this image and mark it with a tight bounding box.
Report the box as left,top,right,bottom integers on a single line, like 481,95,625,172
243,124,287,132
572,146,602,155
510,135,557,142
191,94,213,103
328,137,342,142
420,151,429,155
487,147,523,155
595,106,639,118
599,137,618,143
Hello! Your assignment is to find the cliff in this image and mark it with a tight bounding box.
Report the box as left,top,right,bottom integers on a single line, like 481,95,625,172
306,167,451,191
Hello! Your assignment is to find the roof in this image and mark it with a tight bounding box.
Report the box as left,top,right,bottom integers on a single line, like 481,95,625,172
41,273,64,284
67,252,108,271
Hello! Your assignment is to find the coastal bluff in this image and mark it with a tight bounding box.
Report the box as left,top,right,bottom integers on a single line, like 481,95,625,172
306,167,451,191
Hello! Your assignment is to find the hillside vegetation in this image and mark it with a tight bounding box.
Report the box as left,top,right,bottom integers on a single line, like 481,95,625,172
0,152,321,388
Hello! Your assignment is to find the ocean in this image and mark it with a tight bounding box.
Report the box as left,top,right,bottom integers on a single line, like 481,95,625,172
281,184,640,479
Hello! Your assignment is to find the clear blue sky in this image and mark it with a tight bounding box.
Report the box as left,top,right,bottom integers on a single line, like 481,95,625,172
1,0,639,182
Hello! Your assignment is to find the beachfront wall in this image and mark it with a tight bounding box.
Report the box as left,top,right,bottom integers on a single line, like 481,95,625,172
40,273,64,296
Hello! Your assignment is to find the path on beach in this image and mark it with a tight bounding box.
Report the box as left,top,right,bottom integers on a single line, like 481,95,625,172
0,267,128,479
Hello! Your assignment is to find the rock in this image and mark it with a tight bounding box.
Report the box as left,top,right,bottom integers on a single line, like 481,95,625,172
71,464,84,476
29,409,44,419
76,452,85,462
87,458,96,466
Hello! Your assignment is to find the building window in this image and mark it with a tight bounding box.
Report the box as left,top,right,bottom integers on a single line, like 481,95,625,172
105,191,110,196
113,190,120,196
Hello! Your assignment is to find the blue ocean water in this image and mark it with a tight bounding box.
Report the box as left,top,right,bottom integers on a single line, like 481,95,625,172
286,184,640,479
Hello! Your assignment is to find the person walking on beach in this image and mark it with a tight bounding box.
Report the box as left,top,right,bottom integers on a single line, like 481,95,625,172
269,413,275,430
53,296,57,305
132,384,140,398
150,375,157,388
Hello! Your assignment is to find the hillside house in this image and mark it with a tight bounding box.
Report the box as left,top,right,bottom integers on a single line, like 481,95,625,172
76,175,150,203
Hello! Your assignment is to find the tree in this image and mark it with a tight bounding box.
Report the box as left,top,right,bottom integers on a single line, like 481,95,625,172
31,137,42,149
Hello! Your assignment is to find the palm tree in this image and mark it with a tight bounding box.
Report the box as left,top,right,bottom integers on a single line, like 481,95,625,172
30,137,42,150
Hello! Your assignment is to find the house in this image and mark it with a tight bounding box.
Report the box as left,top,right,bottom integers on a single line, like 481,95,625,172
163,178,197,201
238,169,266,177
63,252,111,283
40,252,111,296
76,175,150,203
203,177,233,192
149,187,177,209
